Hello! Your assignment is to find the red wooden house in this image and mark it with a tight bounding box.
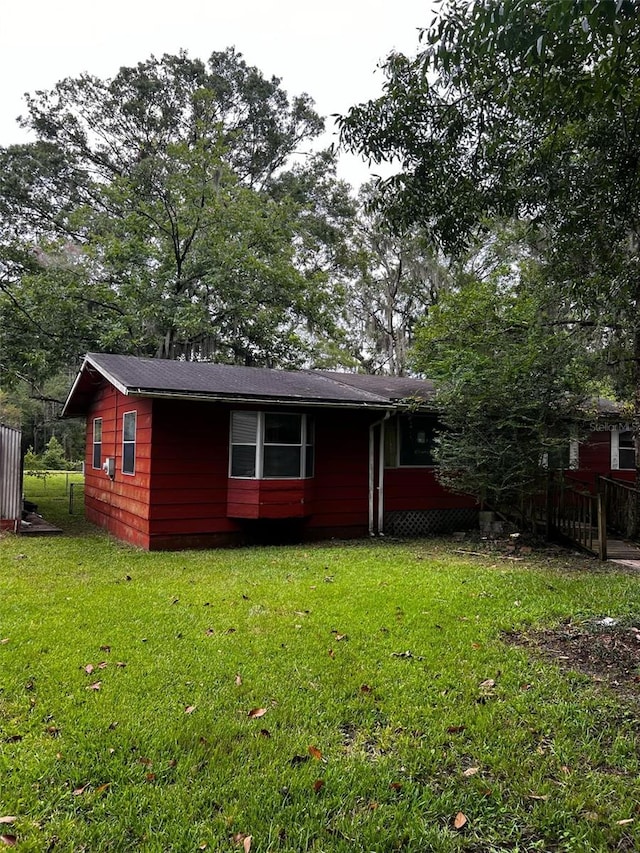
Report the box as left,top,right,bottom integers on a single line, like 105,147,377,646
563,399,636,487
62,353,478,550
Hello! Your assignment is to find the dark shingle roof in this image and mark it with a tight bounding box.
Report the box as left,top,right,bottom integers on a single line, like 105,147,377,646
62,353,435,417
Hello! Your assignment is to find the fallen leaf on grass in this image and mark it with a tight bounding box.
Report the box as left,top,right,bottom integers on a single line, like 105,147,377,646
4,736,22,743
328,649,335,659
391,650,413,659
116,661,127,668
0,820,16,826
243,837,252,853
389,782,402,791
360,684,372,694
146,773,156,782
447,725,465,734
617,819,634,825
0,639,9,645
248,707,267,719
313,779,325,793
73,783,90,796
0,835,16,847
290,754,310,766
84,664,94,675
205,628,215,636
527,793,549,801
95,783,111,795
235,674,242,686
308,745,323,760
479,679,495,690
98,661,108,670
259,729,271,738
463,767,480,777
185,705,196,715
86,682,102,691
453,812,468,830
100,645,111,653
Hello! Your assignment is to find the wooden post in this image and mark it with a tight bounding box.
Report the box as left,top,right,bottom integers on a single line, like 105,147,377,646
544,473,551,541
597,478,607,561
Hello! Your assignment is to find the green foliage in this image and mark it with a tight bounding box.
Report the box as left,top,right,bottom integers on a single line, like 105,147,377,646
413,266,588,512
40,434,68,470
2,476,640,850
340,1,640,402
22,446,39,471
0,50,357,390
344,181,452,375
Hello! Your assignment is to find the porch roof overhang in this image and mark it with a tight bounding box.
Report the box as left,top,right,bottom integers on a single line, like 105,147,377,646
62,353,436,418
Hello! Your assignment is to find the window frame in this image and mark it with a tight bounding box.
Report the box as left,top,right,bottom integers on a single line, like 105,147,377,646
612,428,636,471
384,414,438,469
122,410,137,476
229,411,313,480
92,417,103,470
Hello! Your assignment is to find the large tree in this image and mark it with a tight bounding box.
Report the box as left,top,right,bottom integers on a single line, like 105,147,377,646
340,2,640,421
412,239,590,515
0,49,357,392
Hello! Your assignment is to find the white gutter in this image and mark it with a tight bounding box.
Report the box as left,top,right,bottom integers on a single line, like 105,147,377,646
369,412,391,536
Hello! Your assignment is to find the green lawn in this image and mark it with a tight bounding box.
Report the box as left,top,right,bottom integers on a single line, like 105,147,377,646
1,475,639,851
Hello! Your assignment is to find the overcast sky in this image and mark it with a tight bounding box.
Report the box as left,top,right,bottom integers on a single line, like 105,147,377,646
0,0,433,187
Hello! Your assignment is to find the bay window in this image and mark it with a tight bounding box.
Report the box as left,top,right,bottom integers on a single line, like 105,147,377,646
230,412,313,479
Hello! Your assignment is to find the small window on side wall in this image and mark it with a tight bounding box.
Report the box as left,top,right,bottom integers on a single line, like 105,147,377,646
92,418,102,469
122,411,136,475
619,431,635,471
399,415,437,467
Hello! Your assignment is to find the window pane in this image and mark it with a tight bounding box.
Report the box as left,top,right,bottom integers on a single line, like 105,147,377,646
232,412,258,444
231,445,256,477
619,431,635,470
92,443,101,470
399,416,436,466
620,449,635,470
123,412,136,441
93,419,102,442
264,413,301,445
263,445,301,477
122,442,135,475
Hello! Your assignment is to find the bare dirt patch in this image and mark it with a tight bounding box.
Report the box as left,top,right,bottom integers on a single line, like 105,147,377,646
505,618,640,704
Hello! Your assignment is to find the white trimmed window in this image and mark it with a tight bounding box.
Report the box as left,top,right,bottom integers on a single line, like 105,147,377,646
230,412,314,479
122,411,136,475
611,429,635,470
92,418,102,469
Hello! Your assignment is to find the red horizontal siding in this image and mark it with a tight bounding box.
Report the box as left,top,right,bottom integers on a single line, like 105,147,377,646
227,478,314,519
82,385,153,544
384,468,476,511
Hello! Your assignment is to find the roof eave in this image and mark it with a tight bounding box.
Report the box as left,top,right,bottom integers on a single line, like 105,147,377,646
129,388,397,410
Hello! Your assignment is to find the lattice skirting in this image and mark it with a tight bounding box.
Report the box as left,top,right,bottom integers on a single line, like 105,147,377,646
384,508,478,537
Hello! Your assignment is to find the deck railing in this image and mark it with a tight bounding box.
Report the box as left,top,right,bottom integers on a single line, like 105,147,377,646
545,474,606,560
598,476,640,540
